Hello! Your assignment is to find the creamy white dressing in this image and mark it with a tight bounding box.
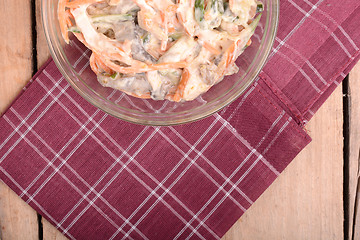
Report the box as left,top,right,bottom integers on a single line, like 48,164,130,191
72,5,125,55
182,48,214,100
63,0,261,101
99,73,152,96
229,0,257,25
158,36,199,63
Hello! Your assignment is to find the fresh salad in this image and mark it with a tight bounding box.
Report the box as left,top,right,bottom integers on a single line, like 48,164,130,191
58,0,264,101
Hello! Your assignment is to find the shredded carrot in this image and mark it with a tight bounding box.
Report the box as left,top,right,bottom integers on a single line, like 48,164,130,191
149,61,188,71
203,42,221,55
126,91,152,99
225,43,236,68
65,9,74,26
159,4,179,51
246,39,252,47
85,41,143,68
93,54,114,74
224,38,245,68
173,68,190,102
160,11,166,23
89,53,100,74
103,58,187,74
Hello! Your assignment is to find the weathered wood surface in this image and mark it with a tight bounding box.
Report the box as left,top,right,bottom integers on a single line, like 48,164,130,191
0,0,39,239
1,0,360,239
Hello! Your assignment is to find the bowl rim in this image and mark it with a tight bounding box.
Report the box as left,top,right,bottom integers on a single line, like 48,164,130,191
41,0,279,126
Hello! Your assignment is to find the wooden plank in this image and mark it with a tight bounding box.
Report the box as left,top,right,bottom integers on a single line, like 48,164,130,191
0,0,39,239
0,185,39,240
222,85,344,240
349,61,360,240
42,220,68,240
0,0,33,113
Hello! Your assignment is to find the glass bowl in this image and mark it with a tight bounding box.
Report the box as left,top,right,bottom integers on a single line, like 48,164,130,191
41,0,279,126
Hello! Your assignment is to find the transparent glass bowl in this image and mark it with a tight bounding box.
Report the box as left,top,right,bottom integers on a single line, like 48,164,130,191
42,0,279,126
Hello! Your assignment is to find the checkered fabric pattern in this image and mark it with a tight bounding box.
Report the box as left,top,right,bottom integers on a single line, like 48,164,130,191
1,0,360,239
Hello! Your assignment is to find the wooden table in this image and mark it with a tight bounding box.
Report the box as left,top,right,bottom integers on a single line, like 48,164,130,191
0,1,359,239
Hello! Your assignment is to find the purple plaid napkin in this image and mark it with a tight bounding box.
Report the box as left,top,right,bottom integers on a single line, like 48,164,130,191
1,0,360,239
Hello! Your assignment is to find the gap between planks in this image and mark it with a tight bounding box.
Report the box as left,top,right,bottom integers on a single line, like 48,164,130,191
348,62,360,240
